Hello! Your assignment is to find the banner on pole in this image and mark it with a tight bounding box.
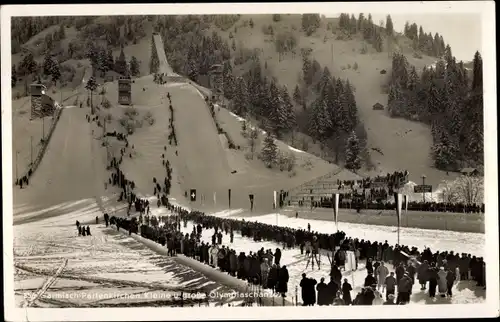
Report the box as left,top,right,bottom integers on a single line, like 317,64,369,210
190,189,197,202
228,189,231,208
346,251,356,271
403,195,408,212
333,193,339,230
213,191,217,205
249,194,254,211
273,191,277,209
394,193,402,241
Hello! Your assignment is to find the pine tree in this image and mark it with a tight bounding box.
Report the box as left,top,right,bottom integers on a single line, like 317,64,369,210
11,64,17,87
432,130,459,170
186,43,199,81
404,21,410,38
269,80,286,136
260,132,278,168
59,24,66,39
344,80,358,131
85,76,98,114
302,56,313,85
233,77,250,116
51,63,61,86
281,85,296,132
106,49,114,73
308,98,326,141
345,131,362,171
293,84,302,105
115,46,128,75
386,15,394,36
43,54,56,76
357,13,365,33
222,61,235,99
467,51,483,163
317,66,332,94
129,56,140,76
373,31,383,52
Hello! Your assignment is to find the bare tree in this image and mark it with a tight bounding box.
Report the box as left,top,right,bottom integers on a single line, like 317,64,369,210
441,175,484,204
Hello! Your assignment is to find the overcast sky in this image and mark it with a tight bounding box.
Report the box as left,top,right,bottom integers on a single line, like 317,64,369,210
331,13,481,61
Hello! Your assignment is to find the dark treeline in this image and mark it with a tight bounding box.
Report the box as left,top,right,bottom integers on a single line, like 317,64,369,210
296,51,367,170
336,13,446,58
388,50,483,170
403,22,446,58
11,16,146,82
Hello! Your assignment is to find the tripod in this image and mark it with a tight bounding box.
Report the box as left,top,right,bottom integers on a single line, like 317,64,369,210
305,250,321,270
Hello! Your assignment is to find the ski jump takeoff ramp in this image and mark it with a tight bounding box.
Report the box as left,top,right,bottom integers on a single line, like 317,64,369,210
151,33,236,207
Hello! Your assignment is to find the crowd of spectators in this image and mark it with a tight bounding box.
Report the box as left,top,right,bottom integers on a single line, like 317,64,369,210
107,201,486,306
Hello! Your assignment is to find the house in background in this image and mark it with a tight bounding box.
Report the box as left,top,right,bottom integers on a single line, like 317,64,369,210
460,168,479,176
373,102,384,110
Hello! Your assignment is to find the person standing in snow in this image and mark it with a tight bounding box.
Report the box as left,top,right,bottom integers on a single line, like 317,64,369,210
428,265,439,298
396,273,412,304
375,261,389,292
437,267,448,297
417,260,430,290
274,248,282,266
341,278,353,305
211,244,220,268
384,272,397,301
260,258,270,287
446,267,456,297
316,277,329,306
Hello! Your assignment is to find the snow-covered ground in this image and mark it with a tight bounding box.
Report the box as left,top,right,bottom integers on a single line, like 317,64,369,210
181,209,486,305
13,198,245,308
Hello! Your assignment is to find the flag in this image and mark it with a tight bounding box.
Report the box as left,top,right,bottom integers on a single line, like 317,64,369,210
249,194,254,211
228,189,231,208
403,195,408,212
394,193,402,242
213,192,217,205
333,193,339,231
273,191,277,209
190,189,197,202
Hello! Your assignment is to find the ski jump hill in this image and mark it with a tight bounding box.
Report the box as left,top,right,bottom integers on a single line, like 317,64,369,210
142,33,335,213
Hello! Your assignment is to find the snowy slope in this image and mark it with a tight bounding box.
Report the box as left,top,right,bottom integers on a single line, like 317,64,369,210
13,199,244,308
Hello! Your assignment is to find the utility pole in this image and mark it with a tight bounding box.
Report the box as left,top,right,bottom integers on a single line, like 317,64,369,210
30,136,33,166
221,66,225,108
421,175,426,202
41,117,45,142
331,42,334,69
15,150,19,182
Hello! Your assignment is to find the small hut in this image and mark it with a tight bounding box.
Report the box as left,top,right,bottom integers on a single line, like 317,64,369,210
372,102,384,110
460,168,479,176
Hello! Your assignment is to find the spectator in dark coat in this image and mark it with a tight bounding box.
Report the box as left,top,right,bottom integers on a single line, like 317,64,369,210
316,277,329,305
418,260,429,290
384,272,397,300
327,276,339,305
274,248,282,266
364,272,377,288
341,278,352,305
300,274,317,306
276,265,289,296
446,267,456,297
